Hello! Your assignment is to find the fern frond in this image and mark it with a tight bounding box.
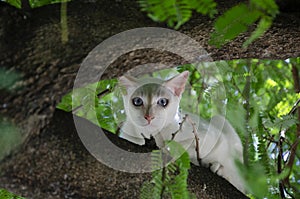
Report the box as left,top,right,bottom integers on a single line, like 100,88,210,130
189,0,217,17
257,136,271,176
140,182,154,199
210,3,261,48
141,141,193,198
243,17,272,48
138,0,216,29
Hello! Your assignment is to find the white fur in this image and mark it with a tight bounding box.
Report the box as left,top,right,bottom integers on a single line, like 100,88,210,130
118,71,245,193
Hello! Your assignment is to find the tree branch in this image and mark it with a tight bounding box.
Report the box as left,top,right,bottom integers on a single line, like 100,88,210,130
243,61,251,166
171,114,202,165
171,114,187,140
186,115,202,166
282,65,300,194
278,136,286,199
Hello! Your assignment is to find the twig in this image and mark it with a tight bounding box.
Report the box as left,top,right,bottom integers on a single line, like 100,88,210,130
284,187,296,199
288,98,300,115
160,165,166,199
97,89,110,98
71,89,110,114
277,136,286,199
243,62,251,167
231,77,243,97
185,115,202,166
282,66,300,190
275,65,300,198
72,104,83,114
171,114,187,140
171,114,201,165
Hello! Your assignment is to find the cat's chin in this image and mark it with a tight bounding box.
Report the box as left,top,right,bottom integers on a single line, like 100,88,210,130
138,123,159,129
136,123,164,134
134,120,164,128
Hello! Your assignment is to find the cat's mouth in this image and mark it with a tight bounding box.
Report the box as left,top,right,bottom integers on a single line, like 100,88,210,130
133,117,165,128
141,122,152,127
136,121,155,127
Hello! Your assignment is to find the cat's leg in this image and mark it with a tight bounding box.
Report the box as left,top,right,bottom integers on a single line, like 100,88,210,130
209,162,222,174
119,131,145,145
154,133,165,148
223,167,245,194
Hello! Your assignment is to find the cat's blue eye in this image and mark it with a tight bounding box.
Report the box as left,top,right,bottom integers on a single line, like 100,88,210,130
132,97,143,106
157,98,168,107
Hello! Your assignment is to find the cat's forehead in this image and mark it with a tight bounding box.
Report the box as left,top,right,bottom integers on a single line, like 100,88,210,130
132,83,172,97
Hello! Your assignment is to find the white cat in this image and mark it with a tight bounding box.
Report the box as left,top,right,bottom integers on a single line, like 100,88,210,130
118,71,245,193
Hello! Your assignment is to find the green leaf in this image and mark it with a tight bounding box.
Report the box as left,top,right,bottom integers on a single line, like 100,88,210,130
5,0,21,8
139,0,216,29
57,78,119,132
0,120,22,161
4,0,72,9
250,0,279,17
56,93,73,112
238,162,269,198
141,141,193,198
0,188,26,199
210,3,261,48
0,68,21,91
189,0,217,17
243,17,272,48
273,115,298,130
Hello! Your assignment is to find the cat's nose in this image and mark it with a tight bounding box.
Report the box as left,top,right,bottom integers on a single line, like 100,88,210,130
144,114,154,123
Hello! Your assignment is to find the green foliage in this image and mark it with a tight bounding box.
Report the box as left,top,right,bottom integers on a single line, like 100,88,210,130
238,161,270,198
0,68,22,161
0,189,25,199
3,0,70,45
140,141,195,199
138,0,217,29
210,4,260,48
0,68,21,91
211,4,260,47
0,119,22,160
3,0,71,9
138,0,279,47
210,0,278,48
4,0,21,8
57,79,118,133
57,58,300,198
242,16,272,48
218,58,300,198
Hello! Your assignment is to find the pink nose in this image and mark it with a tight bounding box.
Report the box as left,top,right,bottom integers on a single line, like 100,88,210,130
144,115,154,123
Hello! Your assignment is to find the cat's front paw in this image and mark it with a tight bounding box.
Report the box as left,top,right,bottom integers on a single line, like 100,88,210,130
119,132,145,145
209,162,222,174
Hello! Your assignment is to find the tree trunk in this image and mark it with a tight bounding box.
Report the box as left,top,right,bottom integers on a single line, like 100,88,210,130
0,0,299,198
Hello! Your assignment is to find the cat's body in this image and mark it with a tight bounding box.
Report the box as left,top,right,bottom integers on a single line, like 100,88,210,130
119,71,245,193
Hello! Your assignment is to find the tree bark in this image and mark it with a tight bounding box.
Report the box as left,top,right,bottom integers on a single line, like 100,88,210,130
0,0,299,198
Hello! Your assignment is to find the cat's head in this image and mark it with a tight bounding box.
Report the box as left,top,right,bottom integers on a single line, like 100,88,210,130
119,71,189,135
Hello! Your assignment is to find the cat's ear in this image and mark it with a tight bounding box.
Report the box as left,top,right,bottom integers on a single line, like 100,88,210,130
164,71,189,97
118,75,138,94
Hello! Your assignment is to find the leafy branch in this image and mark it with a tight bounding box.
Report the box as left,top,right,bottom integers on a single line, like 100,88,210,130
141,141,194,199
0,188,25,199
138,0,279,48
210,0,278,48
280,65,300,198
138,0,217,29
56,58,300,198
141,113,203,199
